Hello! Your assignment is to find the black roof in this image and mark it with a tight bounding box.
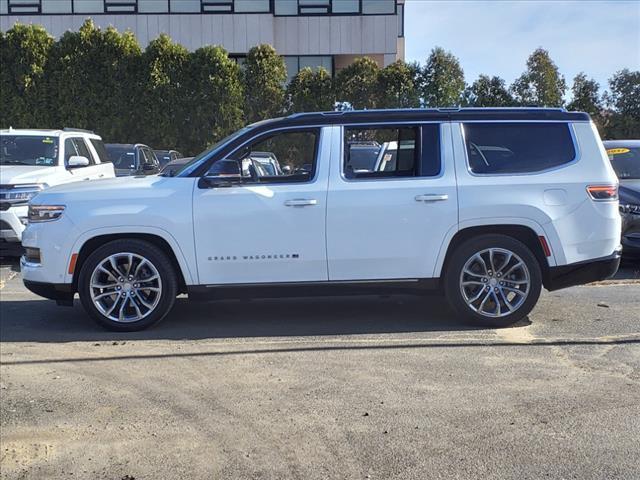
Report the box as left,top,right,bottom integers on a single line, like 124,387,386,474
264,108,590,128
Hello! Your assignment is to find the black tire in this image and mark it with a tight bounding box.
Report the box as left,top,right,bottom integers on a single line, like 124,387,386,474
78,239,178,331
444,234,542,328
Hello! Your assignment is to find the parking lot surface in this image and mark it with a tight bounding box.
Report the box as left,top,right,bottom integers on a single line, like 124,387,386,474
1,259,639,480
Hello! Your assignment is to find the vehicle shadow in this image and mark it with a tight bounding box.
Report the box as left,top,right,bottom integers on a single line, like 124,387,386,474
0,294,487,343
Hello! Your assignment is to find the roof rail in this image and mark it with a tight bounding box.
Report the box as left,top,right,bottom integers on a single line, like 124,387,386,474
63,128,95,134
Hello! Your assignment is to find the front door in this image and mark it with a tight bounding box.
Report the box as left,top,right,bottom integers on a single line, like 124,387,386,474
326,122,458,280
193,127,331,285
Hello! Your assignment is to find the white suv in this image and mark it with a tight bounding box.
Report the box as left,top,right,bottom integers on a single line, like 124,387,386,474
21,109,621,331
1,128,115,244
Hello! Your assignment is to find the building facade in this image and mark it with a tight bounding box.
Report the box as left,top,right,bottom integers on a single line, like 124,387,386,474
0,0,405,81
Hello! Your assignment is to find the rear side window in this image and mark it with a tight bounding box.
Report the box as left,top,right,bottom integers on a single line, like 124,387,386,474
90,139,110,164
463,123,576,174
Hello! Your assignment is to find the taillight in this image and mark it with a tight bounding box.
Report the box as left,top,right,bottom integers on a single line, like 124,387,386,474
586,185,618,201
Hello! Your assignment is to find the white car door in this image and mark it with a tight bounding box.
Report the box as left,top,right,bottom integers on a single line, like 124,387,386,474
63,137,108,181
326,122,458,280
192,126,331,285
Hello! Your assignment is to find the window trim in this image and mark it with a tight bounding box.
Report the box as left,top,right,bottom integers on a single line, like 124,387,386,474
340,124,426,182
204,126,323,186
460,121,581,177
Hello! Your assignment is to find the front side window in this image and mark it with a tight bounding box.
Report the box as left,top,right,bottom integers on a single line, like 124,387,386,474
0,135,59,167
463,122,576,174
207,129,319,184
71,138,95,164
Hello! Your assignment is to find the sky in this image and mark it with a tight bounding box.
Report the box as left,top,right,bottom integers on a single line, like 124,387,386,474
405,0,640,93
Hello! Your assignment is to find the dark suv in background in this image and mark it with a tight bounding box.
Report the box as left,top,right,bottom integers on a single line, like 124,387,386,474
105,143,160,176
154,149,183,168
605,140,640,260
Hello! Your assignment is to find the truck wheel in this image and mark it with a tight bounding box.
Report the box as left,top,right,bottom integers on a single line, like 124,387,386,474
444,234,542,328
78,239,178,331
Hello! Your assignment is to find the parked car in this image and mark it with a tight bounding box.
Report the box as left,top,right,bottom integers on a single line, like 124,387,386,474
604,140,640,260
154,149,183,168
160,157,193,177
21,108,621,331
105,143,160,176
0,128,115,246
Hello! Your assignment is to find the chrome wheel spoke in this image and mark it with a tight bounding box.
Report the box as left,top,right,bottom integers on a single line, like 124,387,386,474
502,261,524,278
90,252,162,323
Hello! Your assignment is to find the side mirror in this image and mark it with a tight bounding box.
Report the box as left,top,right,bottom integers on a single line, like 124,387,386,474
142,163,158,172
198,159,243,188
67,156,90,168
282,165,292,174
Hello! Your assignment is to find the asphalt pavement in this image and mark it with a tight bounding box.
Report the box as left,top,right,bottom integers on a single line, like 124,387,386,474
1,256,639,480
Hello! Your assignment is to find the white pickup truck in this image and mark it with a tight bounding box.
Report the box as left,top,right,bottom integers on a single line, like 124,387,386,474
0,128,115,244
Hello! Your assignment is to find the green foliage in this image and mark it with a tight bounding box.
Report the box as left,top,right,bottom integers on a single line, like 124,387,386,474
0,24,53,128
377,60,420,108
46,20,142,140
602,69,640,139
511,48,566,107
243,44,287,123
419,47,465,107
464,75,513,107
334,57,380,109
182,45,244,155
566,73,602,115
286,67,334,113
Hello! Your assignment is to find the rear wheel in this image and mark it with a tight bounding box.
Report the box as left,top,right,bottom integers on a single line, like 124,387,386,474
444,234,542,327
78,239,178,331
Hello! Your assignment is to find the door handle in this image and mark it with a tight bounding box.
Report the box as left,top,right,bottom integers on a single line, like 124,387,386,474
415,194,449,202
284,199,318,207
83,177,91,181
99,174,105,178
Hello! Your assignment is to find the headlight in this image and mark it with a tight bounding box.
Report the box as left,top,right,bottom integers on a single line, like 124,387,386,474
28,205,65,223
0,184,48,205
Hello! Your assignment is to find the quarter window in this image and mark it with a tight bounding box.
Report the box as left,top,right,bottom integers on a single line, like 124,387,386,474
89,139,110,164
208,129,319,184
344,125,441,179
463,123,576,174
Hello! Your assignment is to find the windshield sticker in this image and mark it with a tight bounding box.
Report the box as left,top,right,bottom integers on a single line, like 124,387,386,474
607,148,630,156
42,137,54,144
35,157,55,166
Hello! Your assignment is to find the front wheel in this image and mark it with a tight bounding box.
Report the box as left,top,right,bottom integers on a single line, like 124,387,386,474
444,234,542,328
78,239,178,331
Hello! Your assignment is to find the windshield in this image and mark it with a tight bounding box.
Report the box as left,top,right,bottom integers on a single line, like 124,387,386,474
0,135,59,167
169,125,255,177
607,146,640,180
106,146,137,170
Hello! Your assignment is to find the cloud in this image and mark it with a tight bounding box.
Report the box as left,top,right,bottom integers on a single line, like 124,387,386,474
405,0,640,91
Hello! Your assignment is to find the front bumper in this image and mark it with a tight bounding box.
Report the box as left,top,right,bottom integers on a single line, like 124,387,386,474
545,247,622,291
23,279,75,305
0,206,28,242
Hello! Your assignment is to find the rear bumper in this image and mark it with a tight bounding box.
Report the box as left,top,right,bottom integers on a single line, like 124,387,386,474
544,247,622,291
23,279,75,305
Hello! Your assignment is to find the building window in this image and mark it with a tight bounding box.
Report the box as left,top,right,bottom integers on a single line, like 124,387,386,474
234,0,269,12
139,0,168,12
298,0,329,15
73,0,103,13
285,55,333,83
202,0,232,12
42,0,72,13
7,0,41,13
104,0,136,12
332,0,358,14
170,0,200,12
362,0,394,14
397,2,404,37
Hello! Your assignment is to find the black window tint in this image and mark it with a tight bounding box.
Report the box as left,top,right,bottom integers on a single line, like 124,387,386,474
90,139,110,164
64,138,77,162
464,123,576,174
72,138,94,164
344,127,418,179
421,124,441,177
210,129,319,184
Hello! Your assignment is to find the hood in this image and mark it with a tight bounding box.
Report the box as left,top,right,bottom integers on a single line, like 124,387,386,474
620,179,640,206
30,174,194,205
0,165,59,186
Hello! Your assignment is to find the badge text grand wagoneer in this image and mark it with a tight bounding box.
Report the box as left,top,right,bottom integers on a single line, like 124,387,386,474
21,109,621,331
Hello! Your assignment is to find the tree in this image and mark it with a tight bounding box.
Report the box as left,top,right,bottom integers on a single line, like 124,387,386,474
286,67,334,113
0,23,54,128
511,48,566,107
463,75,513,107
138,34,190,150
419,47,465,107
376,60,420,108
334,56,380,110
602,69,640,139
181,46,244,155
243,44,287,123
566,73,602,116
46,19,141,140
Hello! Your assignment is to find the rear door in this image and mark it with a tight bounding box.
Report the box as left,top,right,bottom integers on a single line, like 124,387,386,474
326,122,458,280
